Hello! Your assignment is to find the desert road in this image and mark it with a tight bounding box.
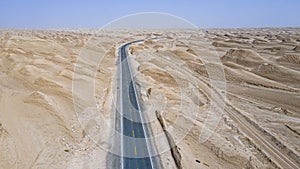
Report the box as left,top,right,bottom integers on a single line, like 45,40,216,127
106,40,161,169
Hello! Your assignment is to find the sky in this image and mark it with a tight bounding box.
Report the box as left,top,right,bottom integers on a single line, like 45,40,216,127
0,0,299,28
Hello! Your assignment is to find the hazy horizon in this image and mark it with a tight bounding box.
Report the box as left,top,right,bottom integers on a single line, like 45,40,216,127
0,0,299,29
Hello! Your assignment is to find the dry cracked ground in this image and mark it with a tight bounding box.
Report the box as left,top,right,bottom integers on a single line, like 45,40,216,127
0,28,299,169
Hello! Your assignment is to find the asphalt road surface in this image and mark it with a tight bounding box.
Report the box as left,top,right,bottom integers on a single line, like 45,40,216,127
108,40,161,169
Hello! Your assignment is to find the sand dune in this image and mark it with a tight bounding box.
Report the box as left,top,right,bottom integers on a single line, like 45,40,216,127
0,28,299,169
131,28,300,169
277,53,300,64
222,49,264,67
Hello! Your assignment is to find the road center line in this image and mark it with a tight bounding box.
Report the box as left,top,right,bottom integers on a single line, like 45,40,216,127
134,145,137,155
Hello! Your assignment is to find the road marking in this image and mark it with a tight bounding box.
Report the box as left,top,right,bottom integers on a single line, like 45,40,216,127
130,109,133,124
119,47,124,169
132,129,135,137
134,145,137,155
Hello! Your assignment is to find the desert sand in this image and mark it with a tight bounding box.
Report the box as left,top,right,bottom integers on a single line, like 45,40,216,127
0,28,299,169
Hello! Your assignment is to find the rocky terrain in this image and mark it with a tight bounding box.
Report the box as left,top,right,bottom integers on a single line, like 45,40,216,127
0,28,299,169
